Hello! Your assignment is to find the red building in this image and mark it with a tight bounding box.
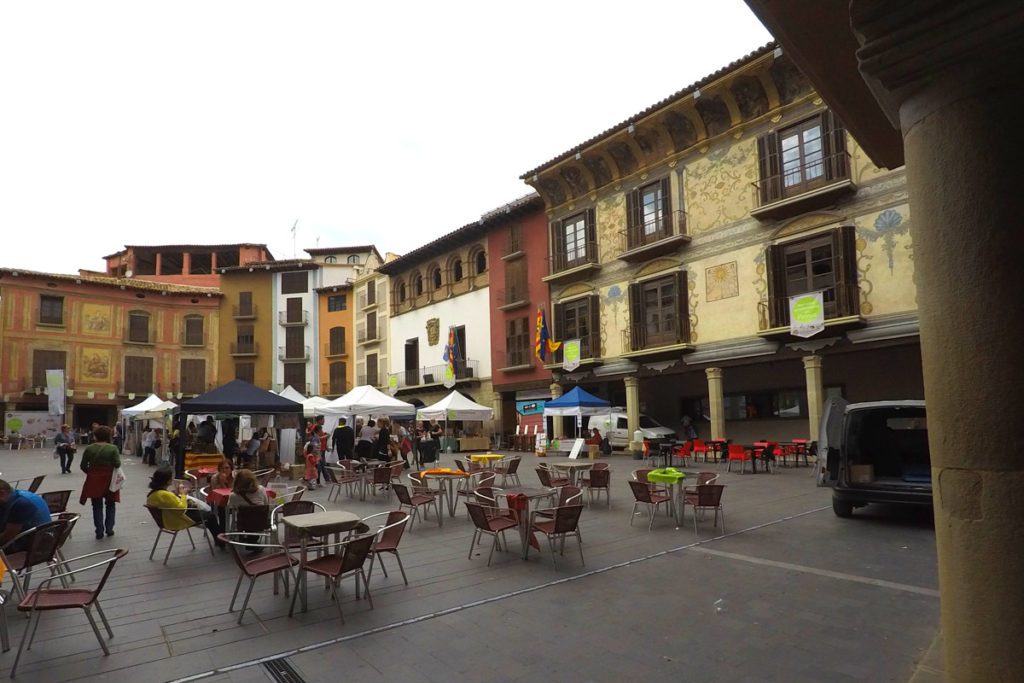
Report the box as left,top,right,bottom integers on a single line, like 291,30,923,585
98,244,273,288
485,193,552,438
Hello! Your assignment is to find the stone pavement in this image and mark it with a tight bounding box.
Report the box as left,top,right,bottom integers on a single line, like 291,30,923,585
0,447,942,682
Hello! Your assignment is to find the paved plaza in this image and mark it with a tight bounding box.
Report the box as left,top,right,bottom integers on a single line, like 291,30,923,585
0,447,942,682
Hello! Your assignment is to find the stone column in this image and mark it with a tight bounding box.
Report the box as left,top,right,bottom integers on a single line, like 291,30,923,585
549,383,563,440
491,392,503,447
705,367,724,440
624,376,640,437
852,4,1024,679
802,355,823,441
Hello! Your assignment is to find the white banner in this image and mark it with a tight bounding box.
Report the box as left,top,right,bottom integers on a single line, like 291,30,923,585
562,338,581,372
789,291,825,338
45,369,65,416
388,374,399,396
442,364,456,389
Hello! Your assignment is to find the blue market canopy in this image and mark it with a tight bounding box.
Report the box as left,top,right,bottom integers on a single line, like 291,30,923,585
543,386,611,417
178,379,304,416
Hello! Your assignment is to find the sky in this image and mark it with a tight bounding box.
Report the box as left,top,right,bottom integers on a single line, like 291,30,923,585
0,1,772,276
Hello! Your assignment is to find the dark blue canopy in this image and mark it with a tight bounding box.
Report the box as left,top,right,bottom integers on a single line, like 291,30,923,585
178,379,303,415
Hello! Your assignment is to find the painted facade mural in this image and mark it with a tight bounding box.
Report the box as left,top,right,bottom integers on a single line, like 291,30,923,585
81,303,112,335
684,138,759,233
79,347,112,383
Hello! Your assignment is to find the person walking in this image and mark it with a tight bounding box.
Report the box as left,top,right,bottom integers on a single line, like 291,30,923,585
373,418,393,462
331,417,355,461
54,424,77,473
79,425,121,539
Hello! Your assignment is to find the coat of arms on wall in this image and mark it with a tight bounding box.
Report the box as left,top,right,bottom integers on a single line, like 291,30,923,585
426,318,440,346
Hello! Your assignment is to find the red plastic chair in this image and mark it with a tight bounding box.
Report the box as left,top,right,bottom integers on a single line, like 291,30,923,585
727,444,752,473
691,439,708,462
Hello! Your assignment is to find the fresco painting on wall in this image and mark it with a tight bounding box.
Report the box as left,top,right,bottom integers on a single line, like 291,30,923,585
80,347,112,382
706,262,739,301
82,303,112,335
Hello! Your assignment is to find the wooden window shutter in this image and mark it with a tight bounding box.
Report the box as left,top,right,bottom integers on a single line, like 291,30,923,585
821,110,848,181
551,220,565,267
756,132,781,204
659,176,672,224
588,294,601,358
765,245,787,328
833,225,859,317
625,188,639,232
554,302,565,341
628,283,643,351
675,271,690,343
585,208,597,250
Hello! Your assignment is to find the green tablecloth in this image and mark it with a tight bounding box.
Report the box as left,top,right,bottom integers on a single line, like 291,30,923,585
647,468,686,484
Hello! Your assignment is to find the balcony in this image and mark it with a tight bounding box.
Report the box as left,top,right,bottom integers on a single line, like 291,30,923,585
546,337,600,369
618,210,690,262
502,231,525,261
543,242,600,284
496,285,529,311
621,319,693,359
180,333,205,347
321,381,347,397
124,334,154,346
495,348,533,373
232,305,257,320
751,151,855,220
278,310,309,326
756,282,864,338
358,293,378,310
230,342,259,357
390,359,480,390
323,342,347,358
278,345,311,362
356,323,386,345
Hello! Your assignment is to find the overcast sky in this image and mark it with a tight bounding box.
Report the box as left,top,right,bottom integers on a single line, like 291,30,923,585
1,1,771,276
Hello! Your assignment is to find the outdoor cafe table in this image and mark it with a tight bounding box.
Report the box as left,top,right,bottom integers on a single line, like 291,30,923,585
548,459,594,486
205,487,277,508
500,486,557,559
708,439,729,463
285,510,364,614
469,453,505,469
647,468,687,526
422,469,471,525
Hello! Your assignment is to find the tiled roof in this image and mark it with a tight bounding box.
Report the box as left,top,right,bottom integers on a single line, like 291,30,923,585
218,259,320,274
519,42,778,179
0,267,222,295
303,245,382,260
102,243,273,260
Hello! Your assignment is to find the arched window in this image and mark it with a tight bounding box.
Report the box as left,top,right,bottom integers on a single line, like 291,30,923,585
398,282,407,303
414,273,423,296
324,255,337,264
347,254,360,264
475,250,487,274
431,266,442,290
452,258,464,282
127,310,151,344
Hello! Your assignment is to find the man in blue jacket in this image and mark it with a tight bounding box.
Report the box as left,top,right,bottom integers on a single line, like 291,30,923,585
0,480,52,551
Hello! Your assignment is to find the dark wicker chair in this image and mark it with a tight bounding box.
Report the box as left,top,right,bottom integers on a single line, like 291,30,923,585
628,480,673,530
683,484,726,537
529,504,585,566
465,502,518,566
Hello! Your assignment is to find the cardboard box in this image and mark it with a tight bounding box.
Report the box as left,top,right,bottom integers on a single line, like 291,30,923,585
289,464,305,481
850,464,874,484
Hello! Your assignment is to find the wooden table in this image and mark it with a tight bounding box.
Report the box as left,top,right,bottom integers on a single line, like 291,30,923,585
548,460,594,486
285,510,363,614
500,486,557,559
422,471,471,525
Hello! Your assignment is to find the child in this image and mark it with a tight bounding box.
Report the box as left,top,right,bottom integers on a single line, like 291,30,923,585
301,440,319,490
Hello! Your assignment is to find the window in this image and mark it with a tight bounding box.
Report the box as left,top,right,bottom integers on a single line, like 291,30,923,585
765,226,859,328
329,361,347,394
347,254,360,264
504,258,527,304
505,317,531,367
235,363,255,384
554,295,600,361
324,255,337,263
398,282,407,303
329,326,346,356
236,325,254,347
124,356,154,394
285,327,305,359
128,312,150,343
366,312,377,341
366,283,376,305
283,363,306,391
627,272,690,350
183,316,204,346
508,224,523,254
281,271,308,294
756,111,848,204
626,177,673,248
38,295,64,326
285,297,304,324
404,339,420,385
453,259,463,282
327,294,347,312
414,273,423,296
429,266,442,291
552,210,596,272
237,291,253,317
365,353,379,387
190,252,212,274
32,350,66,388
475,250,487,274
180,359,206,395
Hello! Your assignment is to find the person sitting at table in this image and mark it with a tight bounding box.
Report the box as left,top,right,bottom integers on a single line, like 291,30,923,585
208,458,235,533
585,427,602,445
0,479,53,552
227,469,270,508
146,467,224,549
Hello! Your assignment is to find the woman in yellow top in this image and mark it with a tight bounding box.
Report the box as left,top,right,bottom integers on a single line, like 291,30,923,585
145,467,225,549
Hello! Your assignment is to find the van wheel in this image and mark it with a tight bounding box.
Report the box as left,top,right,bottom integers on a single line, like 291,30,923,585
832,497,854,518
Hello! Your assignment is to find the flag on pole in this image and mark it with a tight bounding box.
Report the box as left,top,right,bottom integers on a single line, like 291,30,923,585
535,307,561,361
442,327,460,376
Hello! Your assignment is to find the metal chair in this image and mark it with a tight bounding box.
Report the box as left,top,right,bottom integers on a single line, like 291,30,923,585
392,483,440,530
39,490,72,517
529,504,585,567
10,548,128,677
683,484,726,537
465,502,518,566
218,532,297,625
493,455,522,487
144,505,214,565
582,468,611,507
26,476,45,494
288,533,376,623
627,480,673,530
0,520,72,601
363,511,411,585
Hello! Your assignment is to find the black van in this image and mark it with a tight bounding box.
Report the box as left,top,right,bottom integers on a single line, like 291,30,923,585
817,398,931,517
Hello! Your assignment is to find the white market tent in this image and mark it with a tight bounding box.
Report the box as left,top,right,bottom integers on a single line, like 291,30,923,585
416,391,494,421
131,400,178,421
277,385,307,403
121,394,166,417
316,385,416,417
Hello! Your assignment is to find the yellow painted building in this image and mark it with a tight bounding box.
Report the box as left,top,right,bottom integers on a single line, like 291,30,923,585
216,268,275,390
316,283,353,397
523,43,921,444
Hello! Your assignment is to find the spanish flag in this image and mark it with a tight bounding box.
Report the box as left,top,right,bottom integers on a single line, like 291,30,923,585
535,307,561,361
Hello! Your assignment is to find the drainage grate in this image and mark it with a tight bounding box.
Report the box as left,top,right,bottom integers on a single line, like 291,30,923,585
262,658,306,683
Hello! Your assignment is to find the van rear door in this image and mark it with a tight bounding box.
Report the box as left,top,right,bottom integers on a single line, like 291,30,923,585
817,396,847,486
